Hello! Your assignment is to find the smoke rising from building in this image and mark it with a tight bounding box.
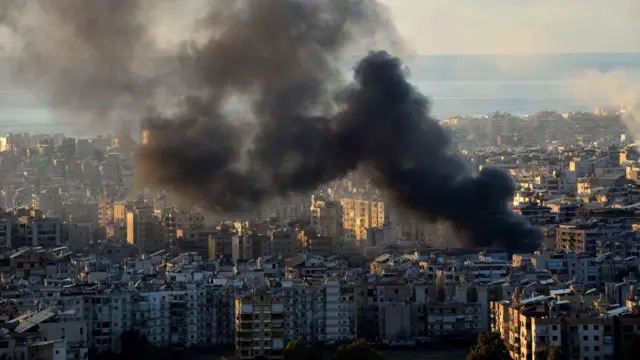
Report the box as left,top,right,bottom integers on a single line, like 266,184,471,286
0,0,541,251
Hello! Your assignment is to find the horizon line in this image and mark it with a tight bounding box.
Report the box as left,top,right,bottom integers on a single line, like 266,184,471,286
392,51,640,57
1,51,640,58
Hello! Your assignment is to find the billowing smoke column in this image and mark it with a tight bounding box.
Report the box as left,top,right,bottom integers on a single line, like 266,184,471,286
0,0,541,251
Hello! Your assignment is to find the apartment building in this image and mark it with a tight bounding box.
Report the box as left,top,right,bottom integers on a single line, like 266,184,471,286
0,220,12,248
270,229,298,259
340,196,385,247
39,311,89,360
556,220,625,255
233,233,271,263
235,290,285,360
278,280,312,342
97,197,113,227
32,188,63,218
322,278,357,343
28,340,67,360
161,208,205,242
486,112,514,141
126,206,164,253
511,203,556,225
111,202,126,226
298,229,334,255
208,226,238,261
491,297,615,360
32,281,236,353
463,258,510,283
310,196,342,237
16,216,63,248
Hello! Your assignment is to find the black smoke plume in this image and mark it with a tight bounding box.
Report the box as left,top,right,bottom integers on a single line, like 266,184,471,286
0,0,541,251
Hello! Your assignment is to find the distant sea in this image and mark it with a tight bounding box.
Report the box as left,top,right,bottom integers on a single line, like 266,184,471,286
1,53,639,135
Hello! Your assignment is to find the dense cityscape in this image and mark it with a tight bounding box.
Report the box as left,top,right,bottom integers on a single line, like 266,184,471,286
0,107,638,360
0,0,639,360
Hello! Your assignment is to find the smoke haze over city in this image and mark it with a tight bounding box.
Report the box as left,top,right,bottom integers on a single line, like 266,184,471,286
5,0,612,251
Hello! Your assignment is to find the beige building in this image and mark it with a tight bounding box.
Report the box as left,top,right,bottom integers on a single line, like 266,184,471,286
161,208,205,242
112,201,126,225
491,297,614,360
97,197,113,227
340,196,385,247
556,222,603,255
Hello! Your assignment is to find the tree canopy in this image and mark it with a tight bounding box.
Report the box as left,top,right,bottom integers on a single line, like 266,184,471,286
284,340,321,360
466,332,511,360
535,345,568,360
547,345,568,360
333,339,386,360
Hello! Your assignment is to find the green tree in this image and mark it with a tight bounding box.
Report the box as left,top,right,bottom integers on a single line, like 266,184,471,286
466,332,511,360
535,345,568,360
284,340,321,360
333,339,386,360
547,345,568,360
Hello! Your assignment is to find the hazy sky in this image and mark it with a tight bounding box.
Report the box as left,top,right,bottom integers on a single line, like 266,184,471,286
144,0,640,55
2,0,639,55
383,0,640,54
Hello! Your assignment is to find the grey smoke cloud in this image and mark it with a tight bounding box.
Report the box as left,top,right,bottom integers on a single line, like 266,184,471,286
0,0,181,132
0,0,540,251
560,68,640,137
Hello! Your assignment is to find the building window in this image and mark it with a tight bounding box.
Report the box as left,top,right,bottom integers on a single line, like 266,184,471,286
583,325,588,330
